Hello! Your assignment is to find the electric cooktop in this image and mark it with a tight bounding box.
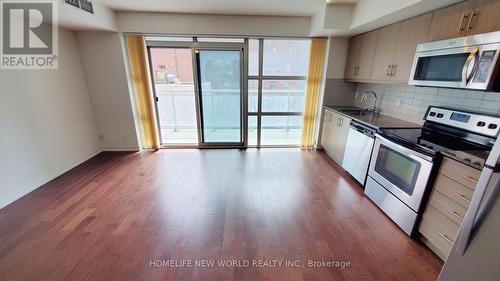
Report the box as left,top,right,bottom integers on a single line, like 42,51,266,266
378,106,500,164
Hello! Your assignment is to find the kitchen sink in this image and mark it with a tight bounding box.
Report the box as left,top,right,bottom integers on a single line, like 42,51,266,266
341,109,378,116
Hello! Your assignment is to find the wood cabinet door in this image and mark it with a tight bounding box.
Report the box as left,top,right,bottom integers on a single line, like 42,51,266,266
321,111,333,153
392,13,433,83
344,36,362,80
357,30,379,80
335,116,351,164
329,111,341,162
467,0,500,35
427,1,474,41
370,24,400,81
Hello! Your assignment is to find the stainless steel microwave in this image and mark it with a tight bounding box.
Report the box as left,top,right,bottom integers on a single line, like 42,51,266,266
409,31,500,90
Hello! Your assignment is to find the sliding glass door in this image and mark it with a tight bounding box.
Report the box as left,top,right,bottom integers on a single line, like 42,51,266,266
194,46,245,146
147,46,198,145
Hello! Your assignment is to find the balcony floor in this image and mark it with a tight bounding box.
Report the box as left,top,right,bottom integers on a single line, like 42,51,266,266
160,128,302,146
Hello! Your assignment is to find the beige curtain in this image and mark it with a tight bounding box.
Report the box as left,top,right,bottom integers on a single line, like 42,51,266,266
126,35,160,150
301,38,327,149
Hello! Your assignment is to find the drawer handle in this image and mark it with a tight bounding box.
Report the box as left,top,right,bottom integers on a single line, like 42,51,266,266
438,232,453,244
454,192,471,203
460,175,478,184
447,209,464,221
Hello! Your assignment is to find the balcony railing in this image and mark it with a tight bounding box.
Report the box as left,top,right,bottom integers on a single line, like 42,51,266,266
154,83,304,144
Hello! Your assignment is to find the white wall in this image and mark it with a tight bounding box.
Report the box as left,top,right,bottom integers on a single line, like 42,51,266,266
0,29,101,208
76,31,139,151
58,1,118,31
116,12,311,37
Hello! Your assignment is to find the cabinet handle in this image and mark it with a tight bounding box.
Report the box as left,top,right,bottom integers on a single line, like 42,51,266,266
340,118,343,127
459,12,471,31
454,192,471,203
438,232,453,244
391,64,397,76
447,209,464,221
467,10,480,31
386,65,391,77
460,175,478,184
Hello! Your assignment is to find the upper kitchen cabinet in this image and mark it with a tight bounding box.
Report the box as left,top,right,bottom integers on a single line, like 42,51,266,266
427,1,475,41
467,0,500,35
370,24,401,81
345,36,362,80
427,0,500,41
356,31,378,80
343,0,500,85
345,31,378,81
369,13,432,84
391,13,433,83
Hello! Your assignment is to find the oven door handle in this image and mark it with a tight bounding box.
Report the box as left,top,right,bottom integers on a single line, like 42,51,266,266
462,47,480,87
375,134,434,163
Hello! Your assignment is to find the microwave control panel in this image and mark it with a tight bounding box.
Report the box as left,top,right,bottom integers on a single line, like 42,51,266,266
473,50,497,83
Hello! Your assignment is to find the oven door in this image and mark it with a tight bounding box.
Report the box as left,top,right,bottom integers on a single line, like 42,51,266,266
368,135,433,212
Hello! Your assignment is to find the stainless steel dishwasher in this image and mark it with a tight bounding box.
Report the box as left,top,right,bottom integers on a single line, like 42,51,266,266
341,121,376,186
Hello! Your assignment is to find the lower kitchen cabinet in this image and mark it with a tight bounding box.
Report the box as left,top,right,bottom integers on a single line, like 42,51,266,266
419,157,480,260
321,110,351,165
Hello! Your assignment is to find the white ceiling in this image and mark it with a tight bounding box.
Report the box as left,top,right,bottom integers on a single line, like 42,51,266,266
98,0,326,16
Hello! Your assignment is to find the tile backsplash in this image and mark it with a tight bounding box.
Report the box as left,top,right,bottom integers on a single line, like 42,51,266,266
354,83,500,124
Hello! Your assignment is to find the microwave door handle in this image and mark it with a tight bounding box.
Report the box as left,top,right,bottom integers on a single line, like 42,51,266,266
462,47,480,87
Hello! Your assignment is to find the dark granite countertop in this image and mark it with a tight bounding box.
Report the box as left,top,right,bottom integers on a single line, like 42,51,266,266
323,106,421,129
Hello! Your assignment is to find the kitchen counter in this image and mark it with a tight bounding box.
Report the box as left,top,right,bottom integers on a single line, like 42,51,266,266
324,106,420,129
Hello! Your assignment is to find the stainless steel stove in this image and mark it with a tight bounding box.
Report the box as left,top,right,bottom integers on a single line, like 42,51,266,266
364,106,500,236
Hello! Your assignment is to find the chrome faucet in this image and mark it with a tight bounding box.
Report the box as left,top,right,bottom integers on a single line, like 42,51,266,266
360,90,378,114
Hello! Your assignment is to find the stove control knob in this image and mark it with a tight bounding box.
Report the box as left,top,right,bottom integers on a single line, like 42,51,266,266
477,121,486,127
429,112,436,117
488,123,498,129
437,113,444,118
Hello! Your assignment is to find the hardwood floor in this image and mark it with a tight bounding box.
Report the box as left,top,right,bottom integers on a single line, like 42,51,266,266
0,149,442,281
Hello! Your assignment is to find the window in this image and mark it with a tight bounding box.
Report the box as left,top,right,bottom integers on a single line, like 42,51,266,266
196,37,245,43
248,79,259,113
248,38,311,146
262,80,306,113
261,116,304,145
249,39,259,76
149,48,198,145
263,39,310,76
